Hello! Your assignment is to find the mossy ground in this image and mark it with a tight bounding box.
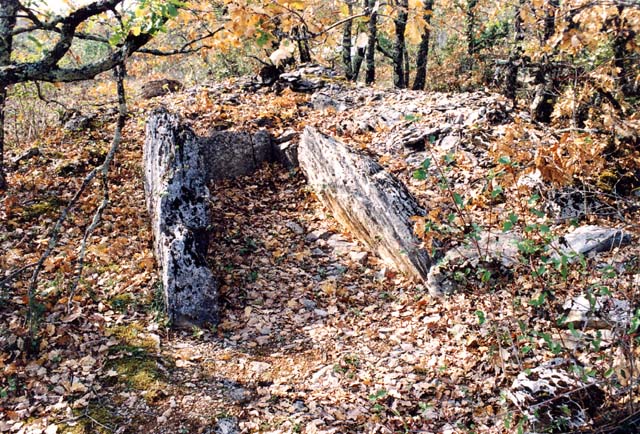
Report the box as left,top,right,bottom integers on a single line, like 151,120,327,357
105,323,168,404
59,404,121,434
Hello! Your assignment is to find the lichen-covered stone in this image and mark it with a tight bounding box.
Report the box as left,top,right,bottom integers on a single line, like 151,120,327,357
143,108,218,326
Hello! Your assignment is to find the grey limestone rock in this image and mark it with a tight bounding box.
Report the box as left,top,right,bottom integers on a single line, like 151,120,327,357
143,108,219,326
200,129,273,182
299,127,431,283
507,358,604,431
426,232,521,297
562,295,631,330
554,225,632,259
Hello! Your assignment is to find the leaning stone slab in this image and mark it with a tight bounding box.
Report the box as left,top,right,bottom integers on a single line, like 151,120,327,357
298,126,431,283
143,108,219,326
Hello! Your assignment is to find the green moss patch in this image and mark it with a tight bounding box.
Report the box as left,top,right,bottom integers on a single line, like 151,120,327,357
59,404,121,434
108,293,136,313
21,197,64,221
105,323,168,404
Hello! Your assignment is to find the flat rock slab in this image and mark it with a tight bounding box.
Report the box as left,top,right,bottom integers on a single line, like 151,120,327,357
508,358,604,431
554,225,632,259
562,295,630,330
298,126,431,283
143,108,219,326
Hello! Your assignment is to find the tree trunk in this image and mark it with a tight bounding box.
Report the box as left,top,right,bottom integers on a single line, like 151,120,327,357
342,1,354,80
295,26,312,63
299,127,432,284
0,0,19,190
143,108,219,326
530,0,558,122
392,0,409,88
465,0,478,56
352,46,366,81
365,0,377,85
503,0,524,102
403,45,410,87
412,0,434,90
612,5,638,98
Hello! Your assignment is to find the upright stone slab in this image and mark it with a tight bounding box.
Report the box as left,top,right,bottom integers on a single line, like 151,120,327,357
298,126,431,282
199,130,273,182
143,108,218,326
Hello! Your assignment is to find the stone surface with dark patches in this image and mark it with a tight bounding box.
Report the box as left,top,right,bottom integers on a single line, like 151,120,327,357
140,78,183,99
426,232,521,297
143,108,219,326
200,130,274,182
63,113,96,132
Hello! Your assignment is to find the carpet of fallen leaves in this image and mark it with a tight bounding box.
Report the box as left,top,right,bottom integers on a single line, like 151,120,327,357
1,73,639,434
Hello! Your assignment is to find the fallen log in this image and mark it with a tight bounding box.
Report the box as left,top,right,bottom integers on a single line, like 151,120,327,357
298,126,431,283
143,108,219,326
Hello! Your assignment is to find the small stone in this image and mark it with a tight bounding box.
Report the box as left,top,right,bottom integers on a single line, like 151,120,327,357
286,221,304,234
306,229,331,242
311,248,325,257
349,251,369,265
215,417,240,434
260,327,271,335
223,381,249,403
301,298,317,309
314,308,329,317
439,135,460,151
292,400,307,412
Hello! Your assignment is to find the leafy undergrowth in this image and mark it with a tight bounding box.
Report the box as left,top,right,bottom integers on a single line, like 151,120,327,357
1,74,639,433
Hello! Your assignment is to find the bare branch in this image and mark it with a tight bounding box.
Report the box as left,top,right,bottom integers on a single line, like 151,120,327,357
68,62,127,309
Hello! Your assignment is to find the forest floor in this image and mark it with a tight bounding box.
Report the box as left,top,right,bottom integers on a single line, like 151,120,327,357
1,71,639,434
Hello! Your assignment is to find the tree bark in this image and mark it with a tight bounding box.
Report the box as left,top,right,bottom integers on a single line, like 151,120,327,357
0,0,19,190
392,0,409,88
143,109,219,326
365,0,377,85
503,0,525,102
352,45,366,81
465,0,478,56
299,127,431,284
403,44,410,87
295,26,312,63
342,1,354,80
412,0,434,90
612,4,638,97
530,0,558,122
